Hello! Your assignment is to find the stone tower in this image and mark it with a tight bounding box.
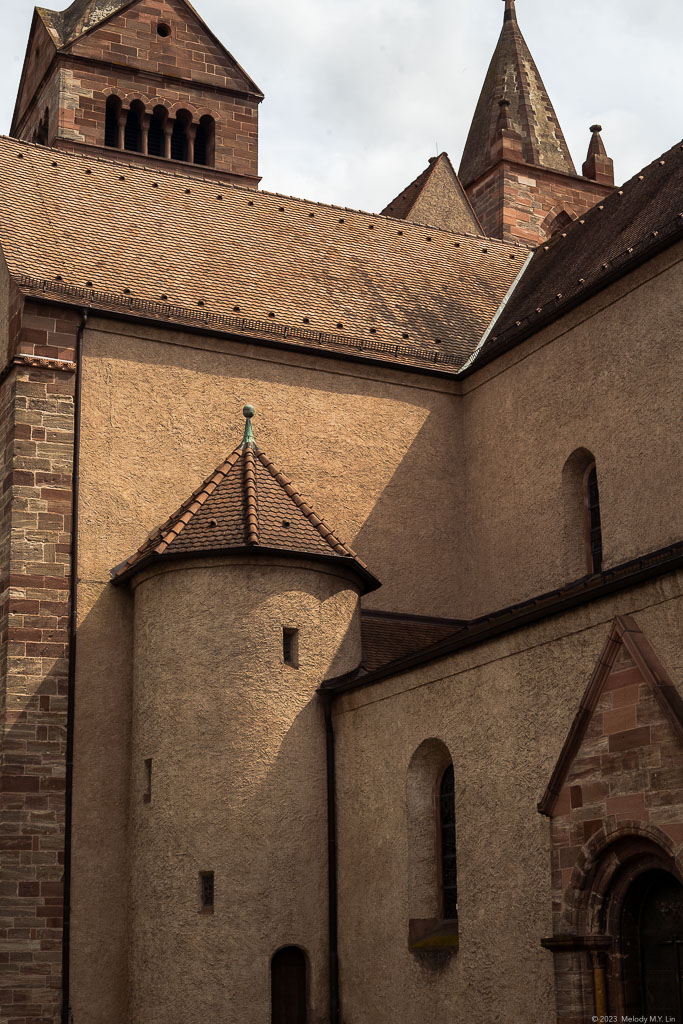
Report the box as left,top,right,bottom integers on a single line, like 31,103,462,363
10,0,263,186
112,407,378,1023
459,0,615,244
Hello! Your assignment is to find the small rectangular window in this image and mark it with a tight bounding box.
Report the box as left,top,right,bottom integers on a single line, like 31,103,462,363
143,758,152,803
283,628,299,668
199,871,214,913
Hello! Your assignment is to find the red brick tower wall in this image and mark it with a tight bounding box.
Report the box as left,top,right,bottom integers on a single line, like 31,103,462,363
13,0,261,187
0,297,80,1024
467,162,614,246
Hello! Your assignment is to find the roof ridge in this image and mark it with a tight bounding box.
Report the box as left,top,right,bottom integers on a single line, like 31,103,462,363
243,445,259,545
120,447,242,570
254,447,365,564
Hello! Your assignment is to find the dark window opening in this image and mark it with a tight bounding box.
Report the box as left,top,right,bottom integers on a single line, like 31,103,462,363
171,117,189,161
271,946,307,1024
124,104,143,152
148,107,166,157
36,107,50,146
105,95,121,148
143,758,152,803
283,628,299,668
199,871,214,912
194,115,215,167
157,22,172,37
439,763,458,918
585,463,603,573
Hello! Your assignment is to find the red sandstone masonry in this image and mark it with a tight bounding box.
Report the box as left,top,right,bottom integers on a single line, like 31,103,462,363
466,160,613,246
0,299,78,1024
14,0,261,185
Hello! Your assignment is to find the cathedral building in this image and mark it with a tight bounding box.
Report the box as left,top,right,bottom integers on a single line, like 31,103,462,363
0,1,681,1022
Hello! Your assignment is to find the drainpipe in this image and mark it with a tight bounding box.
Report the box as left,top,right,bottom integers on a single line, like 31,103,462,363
322,691,340,1024
591,951,608,1019
61,308,88,1024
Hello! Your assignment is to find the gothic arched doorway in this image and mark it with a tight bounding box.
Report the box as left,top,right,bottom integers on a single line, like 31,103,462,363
621,870,683,1022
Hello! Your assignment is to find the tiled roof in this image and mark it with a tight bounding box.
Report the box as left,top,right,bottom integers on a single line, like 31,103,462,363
381,156,442,220
0,138,524,373
477,139,683,365
381,152,483,235
361,610,465,673
112,422,380,591
459,0,575,186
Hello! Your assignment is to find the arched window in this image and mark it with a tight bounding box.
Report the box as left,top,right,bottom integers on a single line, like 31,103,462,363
562,448,604,579
271,946,307,1024
171,109,192,161
439,763,458,918
124,100,144,153
547,209,574,237
406,739,459,951
105,95,122,148
148,105,167,158
194,114,215,166
584,462,603,573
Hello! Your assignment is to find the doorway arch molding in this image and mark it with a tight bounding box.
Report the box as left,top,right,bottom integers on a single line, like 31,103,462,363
562,820,683,936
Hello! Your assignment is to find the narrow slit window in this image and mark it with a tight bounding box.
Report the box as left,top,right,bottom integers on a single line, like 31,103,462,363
199,871,214,912
439,763,458,919
584,463,603,573
143,758,152,803
105,95,121,148
283,628,299,668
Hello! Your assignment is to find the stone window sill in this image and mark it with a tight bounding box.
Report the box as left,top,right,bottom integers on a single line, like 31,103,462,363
408,917,459,951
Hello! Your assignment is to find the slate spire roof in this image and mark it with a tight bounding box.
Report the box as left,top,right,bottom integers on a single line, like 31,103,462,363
459,0,576,186
112,406,380,592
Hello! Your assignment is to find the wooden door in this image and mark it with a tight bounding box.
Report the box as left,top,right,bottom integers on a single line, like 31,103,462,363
271,946,307,1024
640,873,683,1023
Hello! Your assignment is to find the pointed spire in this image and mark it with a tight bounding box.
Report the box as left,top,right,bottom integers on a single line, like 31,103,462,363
241,403,256,448
459,1,576,186
582,125,615,185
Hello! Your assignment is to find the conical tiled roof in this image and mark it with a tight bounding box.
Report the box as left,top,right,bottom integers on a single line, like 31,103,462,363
112,409,380,592
459,0,576,186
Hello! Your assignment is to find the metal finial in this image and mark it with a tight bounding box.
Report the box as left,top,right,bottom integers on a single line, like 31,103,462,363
242,404,255,447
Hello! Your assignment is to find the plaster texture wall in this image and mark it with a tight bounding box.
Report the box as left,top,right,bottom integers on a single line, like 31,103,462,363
128,556,361,1024
460,245,683,617
332,572,683,1024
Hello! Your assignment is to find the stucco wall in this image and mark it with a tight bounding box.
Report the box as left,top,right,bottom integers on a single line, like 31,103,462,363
332,572,683,1024
460,245,683,617
128,556,360,1024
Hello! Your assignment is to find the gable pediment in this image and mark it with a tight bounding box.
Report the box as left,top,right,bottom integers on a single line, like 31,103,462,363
54,0,262,96
539,615,683,818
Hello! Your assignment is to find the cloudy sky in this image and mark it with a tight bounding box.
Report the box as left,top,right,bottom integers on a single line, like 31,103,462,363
2,0,680,213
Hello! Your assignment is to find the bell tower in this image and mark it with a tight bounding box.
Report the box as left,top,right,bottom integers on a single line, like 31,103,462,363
459,0,615,244
10,0,263,187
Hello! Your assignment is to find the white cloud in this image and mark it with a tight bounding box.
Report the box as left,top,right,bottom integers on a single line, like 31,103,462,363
2,0,680,212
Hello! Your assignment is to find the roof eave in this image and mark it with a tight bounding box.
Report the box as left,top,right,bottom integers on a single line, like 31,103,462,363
111,544,381,593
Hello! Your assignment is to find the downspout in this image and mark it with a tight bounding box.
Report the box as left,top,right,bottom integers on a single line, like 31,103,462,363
61,308,88,1024
323,691,340,1024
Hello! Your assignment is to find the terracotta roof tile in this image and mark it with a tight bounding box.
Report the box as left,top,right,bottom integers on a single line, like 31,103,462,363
360,610,466,673
0,138,524,373
112,420,379,592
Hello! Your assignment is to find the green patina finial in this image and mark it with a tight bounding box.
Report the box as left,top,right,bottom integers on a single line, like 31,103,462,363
242,403,255,447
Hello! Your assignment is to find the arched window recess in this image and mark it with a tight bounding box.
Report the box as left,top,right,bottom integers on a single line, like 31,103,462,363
562,448,604,580
406,739,459,953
